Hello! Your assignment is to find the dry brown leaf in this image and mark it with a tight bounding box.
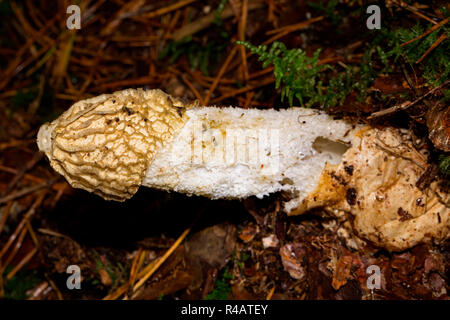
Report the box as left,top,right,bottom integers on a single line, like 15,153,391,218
427,104,450,152
331,254,353,291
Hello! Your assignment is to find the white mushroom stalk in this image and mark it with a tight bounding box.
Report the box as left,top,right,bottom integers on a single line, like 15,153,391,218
37,89,449,251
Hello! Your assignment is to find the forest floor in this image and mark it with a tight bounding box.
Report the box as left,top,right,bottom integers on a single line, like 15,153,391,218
0,0,449,300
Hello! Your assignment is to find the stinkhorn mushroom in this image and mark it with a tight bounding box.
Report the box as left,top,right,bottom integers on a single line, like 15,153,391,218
37,88,449,251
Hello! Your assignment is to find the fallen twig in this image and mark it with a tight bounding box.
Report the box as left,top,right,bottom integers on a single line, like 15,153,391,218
0,192,46,261
388,0,438,25
132,228,191,292
0,165,68,194
263,16,324,45
132,209,203,293
368,80,450,119
140,0,198,19
171,0,264,41
0,139,35,151
0,12,63,91
401,17,449,47
238,0,249,82
1,152,43,197
0,178,56,205
416,33,448,64
0,202,12,237
6,248,38,280
210,77,274,104
266,285,275,300
204,46,239,105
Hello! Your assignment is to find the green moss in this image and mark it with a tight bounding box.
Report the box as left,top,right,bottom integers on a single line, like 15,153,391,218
3,266,42,300
204,268,233,300
11,89,38,110
213,0,228,27
307,0,342,26
387,21,450,86
237,8,449,108
237,41,352,108
93,250,118,287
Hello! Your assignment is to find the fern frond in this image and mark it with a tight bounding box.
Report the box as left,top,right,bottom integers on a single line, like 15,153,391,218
237,41,344,108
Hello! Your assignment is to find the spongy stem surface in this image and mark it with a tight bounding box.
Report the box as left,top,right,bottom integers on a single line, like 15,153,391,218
143,106,356,204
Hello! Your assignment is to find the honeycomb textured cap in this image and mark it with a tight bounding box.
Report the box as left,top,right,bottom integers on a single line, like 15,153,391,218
37,88,188,201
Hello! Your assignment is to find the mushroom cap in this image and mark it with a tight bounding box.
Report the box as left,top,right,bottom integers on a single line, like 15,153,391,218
37,88,188,201
37,122,55,154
